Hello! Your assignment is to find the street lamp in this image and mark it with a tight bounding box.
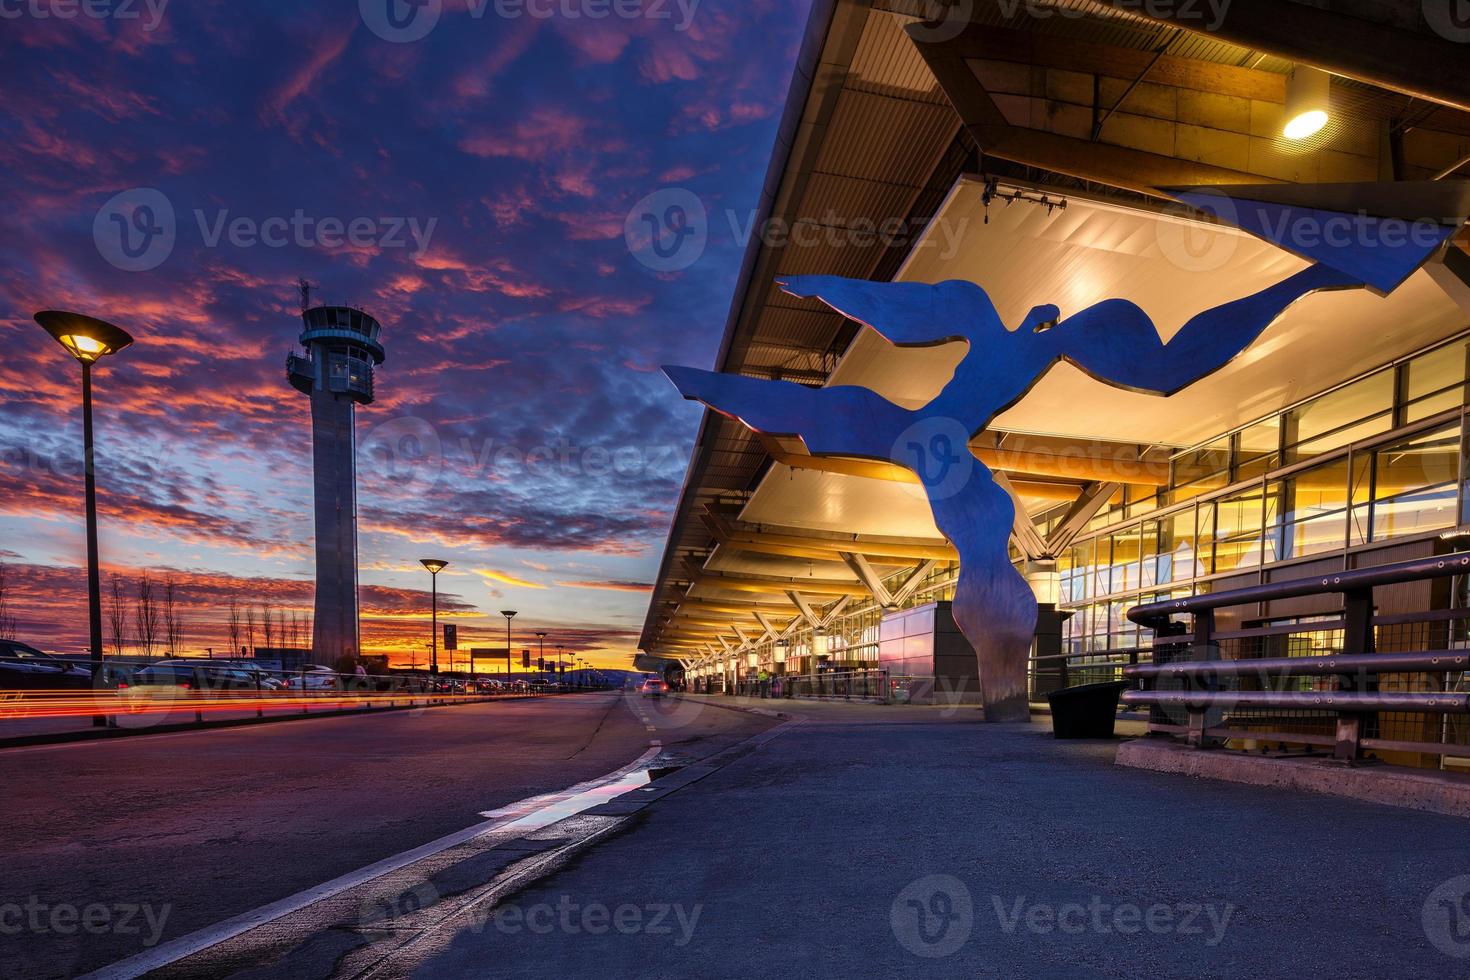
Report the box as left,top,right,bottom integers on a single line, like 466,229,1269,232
420,558,448,675
501,610,517,680
536,631,547,680
36,311,133,727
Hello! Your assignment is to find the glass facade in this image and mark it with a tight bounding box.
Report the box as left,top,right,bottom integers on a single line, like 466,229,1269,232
1060,337,1470,656
694,335,1470,685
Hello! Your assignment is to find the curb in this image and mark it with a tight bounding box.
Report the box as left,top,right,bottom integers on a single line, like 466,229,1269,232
1116,737,1470,819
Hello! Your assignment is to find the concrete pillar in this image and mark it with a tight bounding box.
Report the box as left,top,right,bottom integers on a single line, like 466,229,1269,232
310,389,360,665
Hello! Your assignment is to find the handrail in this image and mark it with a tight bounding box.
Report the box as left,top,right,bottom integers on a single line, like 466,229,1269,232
1128,552,1470,627
1123,690,1470,713
1124,650,1470,679
1122,550,1470,763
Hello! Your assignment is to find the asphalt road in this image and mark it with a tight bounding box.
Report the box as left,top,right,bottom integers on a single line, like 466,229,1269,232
2,691,771,978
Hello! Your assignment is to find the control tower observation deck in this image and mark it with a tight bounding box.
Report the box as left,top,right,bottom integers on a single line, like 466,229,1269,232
287,305,386,666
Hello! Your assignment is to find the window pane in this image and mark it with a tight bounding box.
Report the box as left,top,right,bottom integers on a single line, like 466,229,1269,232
1171,438,1230,501
1372,426,1460,541
1237,418,1281,481
1277,458,1350,559
1141,521,1163,587
1405,342,1467,423
1214,487,1265,572
1113,527,1141,593
1286,371,1394,462
1093,537,1113,597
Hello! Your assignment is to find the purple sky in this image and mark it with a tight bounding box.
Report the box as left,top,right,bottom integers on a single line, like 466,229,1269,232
0,0,813,664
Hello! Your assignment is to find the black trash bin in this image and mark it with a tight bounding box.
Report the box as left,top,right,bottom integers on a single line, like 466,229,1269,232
1046,681,1130,739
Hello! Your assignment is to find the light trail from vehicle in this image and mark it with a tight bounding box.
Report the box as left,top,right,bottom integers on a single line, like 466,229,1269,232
0,689,536,722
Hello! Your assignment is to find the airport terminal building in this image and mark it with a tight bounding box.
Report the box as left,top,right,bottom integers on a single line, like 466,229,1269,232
639,2,1470,747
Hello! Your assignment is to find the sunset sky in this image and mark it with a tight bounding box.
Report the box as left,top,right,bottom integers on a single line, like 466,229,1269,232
0,0,811,667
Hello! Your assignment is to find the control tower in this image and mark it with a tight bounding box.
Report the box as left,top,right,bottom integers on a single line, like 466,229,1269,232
287,299,386,666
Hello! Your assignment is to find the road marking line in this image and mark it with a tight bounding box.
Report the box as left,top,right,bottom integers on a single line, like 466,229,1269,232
79,744,662,980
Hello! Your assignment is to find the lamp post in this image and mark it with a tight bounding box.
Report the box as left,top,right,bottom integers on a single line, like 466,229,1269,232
536,631,547,681
420,559,448,675
35,311,134,727
501,610,517,681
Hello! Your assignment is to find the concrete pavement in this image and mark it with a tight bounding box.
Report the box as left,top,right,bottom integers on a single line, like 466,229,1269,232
390,698,1469,978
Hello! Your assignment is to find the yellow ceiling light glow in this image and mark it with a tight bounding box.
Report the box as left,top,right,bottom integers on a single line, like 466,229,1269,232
1283,65,1331,141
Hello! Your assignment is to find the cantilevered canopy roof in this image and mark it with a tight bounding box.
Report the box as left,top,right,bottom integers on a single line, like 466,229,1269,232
641,0,1470,662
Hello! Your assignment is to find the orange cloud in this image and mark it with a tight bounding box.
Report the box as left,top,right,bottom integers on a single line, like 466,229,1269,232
475,568,546,590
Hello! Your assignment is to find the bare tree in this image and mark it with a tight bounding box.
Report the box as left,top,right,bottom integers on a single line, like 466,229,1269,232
244,604,257,656
262,604,276,652
163,576,184,657
134,575,161,659
227,597,242,657
0,560,17,641
107,573,128,657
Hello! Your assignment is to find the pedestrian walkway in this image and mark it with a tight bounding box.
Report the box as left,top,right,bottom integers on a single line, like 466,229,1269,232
685,692,1150,735
386,707,1467,977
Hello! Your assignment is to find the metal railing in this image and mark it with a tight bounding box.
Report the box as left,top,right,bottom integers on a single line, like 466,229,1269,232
697,670,892,702
1029,648,1151,703
1121,551,1470,764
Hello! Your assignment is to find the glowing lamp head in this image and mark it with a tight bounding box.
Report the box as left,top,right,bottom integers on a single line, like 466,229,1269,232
1283,65,1330,141
1284,110,1329,141
35,311,134,364
420,558,449,575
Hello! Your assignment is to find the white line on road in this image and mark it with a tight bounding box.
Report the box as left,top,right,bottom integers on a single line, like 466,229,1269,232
79,742,663,980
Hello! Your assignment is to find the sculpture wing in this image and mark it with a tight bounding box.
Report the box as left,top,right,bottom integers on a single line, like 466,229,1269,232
662,365,909,460
778,275,1006,347
1054,262,1362,396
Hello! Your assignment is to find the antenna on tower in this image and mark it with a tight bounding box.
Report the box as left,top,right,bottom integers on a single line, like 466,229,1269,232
297,277,313,312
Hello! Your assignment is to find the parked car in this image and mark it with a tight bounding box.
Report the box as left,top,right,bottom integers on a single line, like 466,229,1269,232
211,660,288,690
121,661,264,695
282,666,340,691
0,640,93,689
640,678,667,698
